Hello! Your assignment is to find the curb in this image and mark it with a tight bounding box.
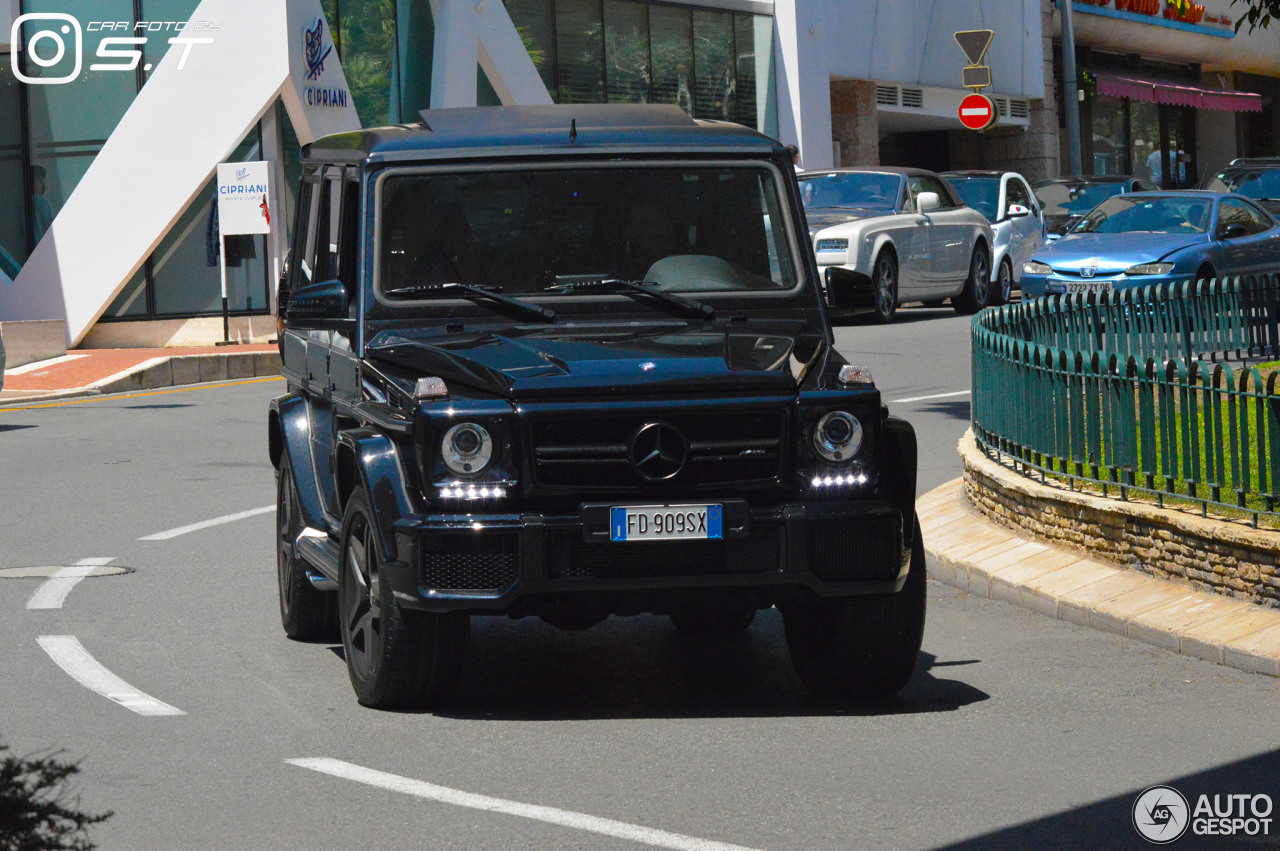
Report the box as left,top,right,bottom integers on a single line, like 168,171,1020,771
0,350,282,405
919,477,1280,678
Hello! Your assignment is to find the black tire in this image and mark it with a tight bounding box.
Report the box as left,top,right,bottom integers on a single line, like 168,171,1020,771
783,515,927,699
953,245,992,314
994,258,1013,306
277,456,337,642
1197,265,1216,286
669,605,756,636
870,251,898,324
339,488,469,709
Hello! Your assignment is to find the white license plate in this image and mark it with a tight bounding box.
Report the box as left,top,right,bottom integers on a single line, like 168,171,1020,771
1053,281,1113,294
610,505,723,542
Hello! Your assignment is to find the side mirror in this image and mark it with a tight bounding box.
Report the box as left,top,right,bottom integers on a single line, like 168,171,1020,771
1219,223,1248,240
286,279,350,329
1007,204,1031,218
916,192,940,214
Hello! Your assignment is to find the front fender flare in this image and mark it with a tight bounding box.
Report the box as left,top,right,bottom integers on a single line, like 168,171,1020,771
336,429,416,565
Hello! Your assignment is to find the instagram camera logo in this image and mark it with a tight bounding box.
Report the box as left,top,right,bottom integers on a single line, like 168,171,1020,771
11,13,83,84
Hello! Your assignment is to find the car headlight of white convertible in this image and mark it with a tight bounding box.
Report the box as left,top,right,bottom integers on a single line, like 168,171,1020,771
1023,260,1051,275
1124,262,1175,276
815,238,849,252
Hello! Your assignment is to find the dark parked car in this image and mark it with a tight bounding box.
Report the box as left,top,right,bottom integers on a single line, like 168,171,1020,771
1203,159,1280,218
1033,175,1157,238
269,105,924,709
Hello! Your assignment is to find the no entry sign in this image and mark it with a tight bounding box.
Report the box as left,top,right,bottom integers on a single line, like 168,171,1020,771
958,93,996,131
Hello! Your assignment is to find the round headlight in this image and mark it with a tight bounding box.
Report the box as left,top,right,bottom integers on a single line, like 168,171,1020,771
442,422,493,476
813,411,863,462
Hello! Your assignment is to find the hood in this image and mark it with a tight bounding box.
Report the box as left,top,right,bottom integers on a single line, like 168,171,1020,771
365,322,818,399
1036,232,1205,273
805,206,892,233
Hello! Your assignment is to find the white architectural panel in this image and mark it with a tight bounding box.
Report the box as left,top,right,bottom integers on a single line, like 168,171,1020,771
429,0,552,108
0,0,359,347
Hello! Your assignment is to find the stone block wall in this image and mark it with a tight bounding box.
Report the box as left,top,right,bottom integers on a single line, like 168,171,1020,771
960,431,1280,608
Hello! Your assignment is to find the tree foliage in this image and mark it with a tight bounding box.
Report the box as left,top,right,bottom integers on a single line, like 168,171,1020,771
0,743,112,851
1231,0,1279,31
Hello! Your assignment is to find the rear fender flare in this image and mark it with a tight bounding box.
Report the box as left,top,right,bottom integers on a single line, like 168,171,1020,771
268,394,325,533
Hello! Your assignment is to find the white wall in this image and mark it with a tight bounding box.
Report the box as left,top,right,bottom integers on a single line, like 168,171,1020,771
0,0,360,346
0,0,16,51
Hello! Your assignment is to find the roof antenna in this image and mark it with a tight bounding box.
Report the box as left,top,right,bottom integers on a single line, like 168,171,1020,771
569,118,577,142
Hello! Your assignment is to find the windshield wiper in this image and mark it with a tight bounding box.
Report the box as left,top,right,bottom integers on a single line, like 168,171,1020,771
383,282,555,323
547,278,715,320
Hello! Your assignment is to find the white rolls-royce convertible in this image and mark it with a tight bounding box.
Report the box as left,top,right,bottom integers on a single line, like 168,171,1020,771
799,168,995,323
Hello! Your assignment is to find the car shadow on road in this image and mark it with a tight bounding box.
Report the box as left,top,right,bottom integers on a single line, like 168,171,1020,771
917,399,971,421
420,610,989,721
0,423,36,432
832,306,960,328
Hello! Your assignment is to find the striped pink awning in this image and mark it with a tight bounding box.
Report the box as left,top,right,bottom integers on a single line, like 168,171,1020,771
1094,71,1263,112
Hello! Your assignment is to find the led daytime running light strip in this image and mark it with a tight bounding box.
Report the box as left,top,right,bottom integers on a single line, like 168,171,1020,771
810,472,868,488
437,485,507,500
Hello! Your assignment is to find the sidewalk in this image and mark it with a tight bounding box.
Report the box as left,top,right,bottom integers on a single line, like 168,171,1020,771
1,344,281,405
920,478,1280,677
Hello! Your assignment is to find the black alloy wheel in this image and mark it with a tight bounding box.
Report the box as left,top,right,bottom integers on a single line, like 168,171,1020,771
277,456,336,641
339,488,469,709
996,258,1013,305
783,514,927,699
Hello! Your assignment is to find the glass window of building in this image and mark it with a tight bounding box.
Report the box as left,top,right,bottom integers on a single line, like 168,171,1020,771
604,1,650,103
0,56,27,283
334,0,397,127
692,9,733,121
649,5,693,113
506,0,556,94
555,0,605,103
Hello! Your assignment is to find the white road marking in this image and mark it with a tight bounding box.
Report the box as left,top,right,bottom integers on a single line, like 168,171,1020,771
888,389,972,404
36,636,185,716
288,758,765,851
3,353,88,376
26,557,115,610
139,505,273,541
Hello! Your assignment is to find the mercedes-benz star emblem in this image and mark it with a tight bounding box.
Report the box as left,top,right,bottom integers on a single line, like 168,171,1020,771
629,422,688,481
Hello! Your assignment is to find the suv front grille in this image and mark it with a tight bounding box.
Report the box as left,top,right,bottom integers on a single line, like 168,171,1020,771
421,534,518,591
530,409,785,491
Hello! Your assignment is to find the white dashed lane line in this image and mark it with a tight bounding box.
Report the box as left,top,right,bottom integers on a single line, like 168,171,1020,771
288,758,766,851
887,389,971,405
138,505,273,541
37,635,185,717
26,558,116,610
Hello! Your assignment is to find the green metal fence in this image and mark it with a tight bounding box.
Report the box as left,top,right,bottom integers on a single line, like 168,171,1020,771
971,276,1280,525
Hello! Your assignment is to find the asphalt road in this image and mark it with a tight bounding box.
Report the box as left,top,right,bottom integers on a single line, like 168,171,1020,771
1,308,1277,850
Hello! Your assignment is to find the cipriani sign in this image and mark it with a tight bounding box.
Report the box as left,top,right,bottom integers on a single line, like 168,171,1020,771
301,17,349,109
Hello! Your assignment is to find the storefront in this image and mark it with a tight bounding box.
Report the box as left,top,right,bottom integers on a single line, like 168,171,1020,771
1052,1,1279,186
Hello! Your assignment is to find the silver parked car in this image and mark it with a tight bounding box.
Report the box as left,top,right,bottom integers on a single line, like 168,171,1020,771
942,170,1045,303
799,168,995,323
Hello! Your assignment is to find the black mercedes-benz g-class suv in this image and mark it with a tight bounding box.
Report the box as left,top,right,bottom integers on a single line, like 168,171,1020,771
269,104,923,709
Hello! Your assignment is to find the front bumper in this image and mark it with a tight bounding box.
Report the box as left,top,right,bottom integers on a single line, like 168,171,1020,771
386,499,911,613
1020,272,1182,298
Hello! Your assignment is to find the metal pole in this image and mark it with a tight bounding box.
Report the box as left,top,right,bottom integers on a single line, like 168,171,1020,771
218,233,231,345
1060,0,1083,176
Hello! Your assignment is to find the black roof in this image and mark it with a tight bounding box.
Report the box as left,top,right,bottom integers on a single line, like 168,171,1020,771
941,170,1010,179
1033,175,1138,186
797,166,938,179
305,104,779,164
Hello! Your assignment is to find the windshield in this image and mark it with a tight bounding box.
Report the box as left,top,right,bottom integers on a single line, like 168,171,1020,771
1070,196,1211,235
797,172,899,211
1034,181,1126,217
377,165,798,300
1205,169,1280,200
947,177,1000,221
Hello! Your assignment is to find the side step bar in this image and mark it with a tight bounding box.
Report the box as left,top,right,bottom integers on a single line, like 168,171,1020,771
296,528,340,590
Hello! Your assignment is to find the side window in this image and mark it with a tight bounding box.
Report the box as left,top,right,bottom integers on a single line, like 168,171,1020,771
336,178,361,295
1217,200,1256,237
899,182,913,212
1006,178,1030,210
314,167,343,283
1240,200,1274,235
909,176,955,209
293,176,322,290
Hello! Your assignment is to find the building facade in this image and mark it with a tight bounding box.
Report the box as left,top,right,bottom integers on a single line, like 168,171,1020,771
0,0,1274,350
